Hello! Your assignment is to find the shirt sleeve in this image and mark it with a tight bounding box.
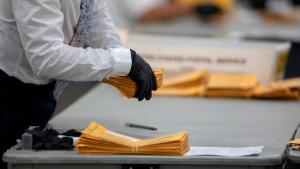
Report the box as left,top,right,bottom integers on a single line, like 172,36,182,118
11,0,132,82
86,0,131,75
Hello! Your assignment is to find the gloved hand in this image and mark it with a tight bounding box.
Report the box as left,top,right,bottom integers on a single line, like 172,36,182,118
128,49,157,101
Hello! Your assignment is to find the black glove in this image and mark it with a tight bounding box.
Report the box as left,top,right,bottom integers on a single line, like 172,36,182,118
128,49,157,101
193,4,222,17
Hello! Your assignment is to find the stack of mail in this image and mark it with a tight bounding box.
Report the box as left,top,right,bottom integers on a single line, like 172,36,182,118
205,72,259,98
154,70,207,96
103,68,164,98
253,77,300,100
175,0,234,12
154,86,206,97
151,69,299,100
76,122,190,156
289,139,300,150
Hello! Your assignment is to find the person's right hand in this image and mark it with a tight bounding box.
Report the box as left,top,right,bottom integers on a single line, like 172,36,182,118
128,49,157,101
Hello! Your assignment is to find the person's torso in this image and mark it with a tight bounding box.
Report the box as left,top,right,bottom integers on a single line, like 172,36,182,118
0,0,85,84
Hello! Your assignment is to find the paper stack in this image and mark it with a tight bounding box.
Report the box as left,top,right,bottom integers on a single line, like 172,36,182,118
175,0,234,12
253,78,300,100
289,139,300,150
154,69,300,100
76,122,190,156
103,68,164,98
205,72,259,98
154,70,207,96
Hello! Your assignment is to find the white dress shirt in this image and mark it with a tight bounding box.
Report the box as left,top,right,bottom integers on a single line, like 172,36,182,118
0,0,132,85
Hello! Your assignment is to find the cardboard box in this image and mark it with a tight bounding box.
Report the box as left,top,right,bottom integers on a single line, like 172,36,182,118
125,34,290,84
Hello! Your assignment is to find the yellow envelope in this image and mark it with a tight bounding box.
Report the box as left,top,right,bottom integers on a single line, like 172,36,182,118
162,70,207,88
253,86,299,100
289,139,300,145
270,77,300,90
103,68,164,98
206,72,259,90
175,0,234,12
154,86,206,97
253,77,300,100
205,89,253,98
205,72,258,98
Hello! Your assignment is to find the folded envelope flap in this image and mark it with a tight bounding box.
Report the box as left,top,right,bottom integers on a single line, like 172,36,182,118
205,89,253,98
206,72,259,90
253,85,291,95
140,131,188,146
289,139,300,144
104,130,141,146
271,77,300,90
175,0,234,12
163,70,207,87
81,121,106,137
80,122,140,147
154,86,205,96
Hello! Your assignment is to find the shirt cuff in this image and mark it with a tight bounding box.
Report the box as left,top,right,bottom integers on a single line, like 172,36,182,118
110,48,132,75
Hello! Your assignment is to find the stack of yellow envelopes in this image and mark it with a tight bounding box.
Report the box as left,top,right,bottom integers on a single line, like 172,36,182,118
76,122,190,156
175,0,234,12
154,86,206,97
103,68,164,98
154,70,207,97
205,72,259,98
162,70,207,88
289,139,300,150
148,69,299,100
253,77,300,100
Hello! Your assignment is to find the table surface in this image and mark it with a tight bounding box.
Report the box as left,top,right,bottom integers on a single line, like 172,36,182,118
4,84,300,166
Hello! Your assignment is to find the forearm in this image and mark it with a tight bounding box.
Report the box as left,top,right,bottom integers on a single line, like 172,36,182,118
28,44,131,81
12,0,131,81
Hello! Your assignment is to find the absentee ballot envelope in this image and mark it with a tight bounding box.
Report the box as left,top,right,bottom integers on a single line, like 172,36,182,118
205,72,259,98
253,77,300,100
154,70,207,96
175,0,234,12
154,86,206,97
103,68,164,98
162,70,207,88
76,122,190,156
289,139,300,150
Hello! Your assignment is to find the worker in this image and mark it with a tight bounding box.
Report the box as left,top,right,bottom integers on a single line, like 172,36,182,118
246,0,300,23
248,0,300,10
0,0,157,168
107,0,225,28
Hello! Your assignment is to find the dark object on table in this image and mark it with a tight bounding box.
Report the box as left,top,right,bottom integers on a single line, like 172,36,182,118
62,129,82,137
26,127,74,150
125,123,158,131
